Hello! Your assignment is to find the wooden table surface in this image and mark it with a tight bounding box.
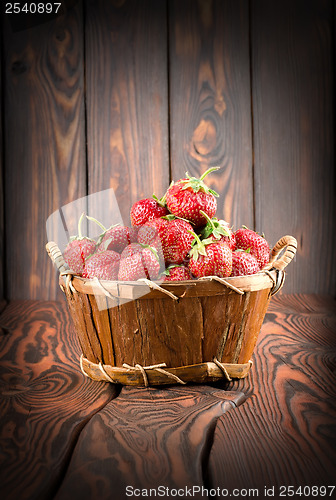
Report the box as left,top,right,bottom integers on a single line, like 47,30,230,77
0,294,335,500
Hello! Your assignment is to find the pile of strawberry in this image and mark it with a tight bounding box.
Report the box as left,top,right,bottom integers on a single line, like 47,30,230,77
63,168,270,282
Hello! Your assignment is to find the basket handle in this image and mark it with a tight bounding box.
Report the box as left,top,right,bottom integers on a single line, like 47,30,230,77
264,235,297,271
46,241,69,274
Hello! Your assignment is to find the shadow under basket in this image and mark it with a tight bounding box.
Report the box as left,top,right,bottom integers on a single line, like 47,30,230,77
46,235,297,387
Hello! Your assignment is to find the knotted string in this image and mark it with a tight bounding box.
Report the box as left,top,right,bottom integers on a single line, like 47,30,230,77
137,279,179,301
213,357,232,381
122,362,186,386
198,276,244,295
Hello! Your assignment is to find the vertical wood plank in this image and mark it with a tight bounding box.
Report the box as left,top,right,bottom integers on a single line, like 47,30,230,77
169,0,253,229
0,21,4,302
85,0,170,225
3,0,87,300
251,0,335,294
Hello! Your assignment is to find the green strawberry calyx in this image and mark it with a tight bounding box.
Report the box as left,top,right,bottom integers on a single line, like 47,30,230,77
163,264,185,276
179,167,220,197
152,193,166,208
162,213,195,225
200,211,231,239
95,222,121,246
153,181,174,207
235,248,251,254
188,231,208,261
139,243,160,262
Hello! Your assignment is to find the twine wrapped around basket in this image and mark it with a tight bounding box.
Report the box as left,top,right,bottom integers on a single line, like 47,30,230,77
46,235,297,386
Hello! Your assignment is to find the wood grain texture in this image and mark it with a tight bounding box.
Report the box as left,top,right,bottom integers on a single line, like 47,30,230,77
168,0,253,229
85,0,170,225
3,0,87,301
0,300,117,500
207,294,336,490
0,22,4,302
251,0,335,294
54,385,245,500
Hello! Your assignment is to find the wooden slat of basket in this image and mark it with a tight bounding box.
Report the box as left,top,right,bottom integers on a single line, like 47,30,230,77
219,292,251,363
80,357,252,386
237,288,272,363
64,284,99,364
106,293,204,368
201,290,243,361
87,294,116,366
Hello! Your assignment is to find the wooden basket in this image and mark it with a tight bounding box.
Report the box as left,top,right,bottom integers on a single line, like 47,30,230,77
46,235,297,386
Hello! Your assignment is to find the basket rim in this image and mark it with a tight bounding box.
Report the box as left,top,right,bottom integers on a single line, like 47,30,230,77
69,269,277,298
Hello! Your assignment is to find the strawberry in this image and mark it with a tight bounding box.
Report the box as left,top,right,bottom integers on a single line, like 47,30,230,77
97,224,138,253
120,242,145,259
231,249,260,277
63,212,97,275
130,197,169,227
200,212,236,251
82,250,120,280
188,234,232,278
118,243,162,281
163,217,195,264
235,226,270,269
165,167,220,227
162,264,192,282
142,247,161,280
118,253,147,281
137,217,168,261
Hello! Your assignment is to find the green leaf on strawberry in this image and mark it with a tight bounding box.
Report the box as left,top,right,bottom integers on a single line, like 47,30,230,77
188,232,208,260
180,167,220,197
199,211,231,240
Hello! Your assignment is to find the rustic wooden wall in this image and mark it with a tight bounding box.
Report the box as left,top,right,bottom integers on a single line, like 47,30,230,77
0,0,335,301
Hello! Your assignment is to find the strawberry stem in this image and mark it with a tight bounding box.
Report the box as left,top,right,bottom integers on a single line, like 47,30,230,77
86,215,107,233
78,212,86,238
187,230,207,260
200,211,230,239
181,168,220,197
199,210,213,226
199,166,220,181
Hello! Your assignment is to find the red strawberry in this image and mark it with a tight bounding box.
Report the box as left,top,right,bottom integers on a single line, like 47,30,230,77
118,243,162,281
82,250,120,280
162,264,192,282
142,247,161,280
120,242,144,259
235,227,270,269
97,225,138,253
118,253,147,281
130,197,169,227
165,167,220,227
137,217,168,261
200,213,236,250
63,212,97,275
231,250,260,277
163,217,195,264
188,235,232,278
137,217,168,245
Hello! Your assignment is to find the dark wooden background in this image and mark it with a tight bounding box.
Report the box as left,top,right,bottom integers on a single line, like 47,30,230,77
0,0,335,302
